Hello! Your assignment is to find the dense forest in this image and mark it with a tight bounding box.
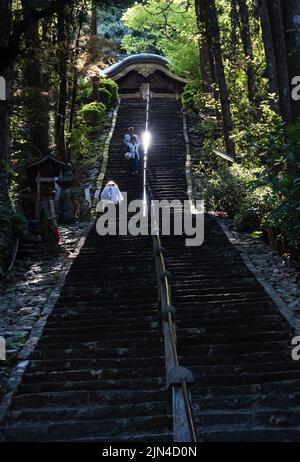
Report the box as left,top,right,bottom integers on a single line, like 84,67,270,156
0,0,300,274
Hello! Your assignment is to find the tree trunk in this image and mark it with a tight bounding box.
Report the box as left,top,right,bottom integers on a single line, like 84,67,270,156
237,0,257,104
55,5,68,161
281,0,300,122
230,0,240,57
205,0,236,159
91,0,99,101
69,9,84,136
267,0,293,124
69,23,82,132
195,0,213,94
22,3,49,156
0,0,11,201
259,0,281,113
91,0,97,36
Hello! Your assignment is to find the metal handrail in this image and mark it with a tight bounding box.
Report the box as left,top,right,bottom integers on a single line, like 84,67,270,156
149,193,197,442
142,88,197,442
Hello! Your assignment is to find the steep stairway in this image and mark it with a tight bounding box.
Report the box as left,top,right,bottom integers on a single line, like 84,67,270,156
147,98,300,442
1,97,300,443
0,99,172,442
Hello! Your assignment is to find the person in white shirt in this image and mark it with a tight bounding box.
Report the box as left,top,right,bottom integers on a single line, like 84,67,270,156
100,181,123,205
124,127,140,149
125,136,140,175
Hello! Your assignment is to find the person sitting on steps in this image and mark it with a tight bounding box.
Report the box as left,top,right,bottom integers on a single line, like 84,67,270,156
99,181,123,205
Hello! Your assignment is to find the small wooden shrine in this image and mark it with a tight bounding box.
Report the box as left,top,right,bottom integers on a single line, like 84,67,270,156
26,155,67,202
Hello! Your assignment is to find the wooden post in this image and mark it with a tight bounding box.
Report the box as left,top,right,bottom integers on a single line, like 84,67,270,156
37,170,41,201
35,170,41,221
49,199,57,227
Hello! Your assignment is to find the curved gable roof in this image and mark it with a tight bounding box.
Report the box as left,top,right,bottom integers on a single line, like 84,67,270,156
103,53,187,84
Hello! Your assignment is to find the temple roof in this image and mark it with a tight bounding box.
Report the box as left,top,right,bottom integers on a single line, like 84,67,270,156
26,155,66,170
103,53,187,84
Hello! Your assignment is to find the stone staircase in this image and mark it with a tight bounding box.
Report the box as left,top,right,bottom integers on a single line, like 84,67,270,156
1,97,299,442
0,99,172,442
147,98,300,442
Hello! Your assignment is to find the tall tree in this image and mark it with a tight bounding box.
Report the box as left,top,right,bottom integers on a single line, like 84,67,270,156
204,0,236,159
55,4,68,160
195,0,213,94
259,0,281,113
237,0,257,104
69,12,84,132
90,0,100,101
0,0,75,198
281,0,300,122
22,1,49,156
230,0,240,57
266,0,293,124
0,0,11,201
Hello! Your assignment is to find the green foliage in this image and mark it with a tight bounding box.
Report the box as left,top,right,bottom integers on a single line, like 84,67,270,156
234,186,276,232
122,0,200,79
204,164,254,217
78,102,106,127
100,78,119,104
97,4,130,47
67,101,106,165
260,122,300,246
202,120,300,246
68,79,117,168
122,34,156,53
78,79,93,101
67,127,95,163
99,88,112,108
182,81,202,113
231,98,283,166
78,78,119,107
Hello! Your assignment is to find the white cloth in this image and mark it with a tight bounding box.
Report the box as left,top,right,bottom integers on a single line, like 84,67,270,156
100,185,123,205
126,142,140,160
124,133,140,147
54,177,61,200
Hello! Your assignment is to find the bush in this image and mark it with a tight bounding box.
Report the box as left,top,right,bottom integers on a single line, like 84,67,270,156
182,81,202,113
100,78,119,104
67,127,95,163
261,121,300,246
234,186,275,232
78,78,93,102
78,78,119,106
204,164,254,217
78,102,106,127
99,88,112,108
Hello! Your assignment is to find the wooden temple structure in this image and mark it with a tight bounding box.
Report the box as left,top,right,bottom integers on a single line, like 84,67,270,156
103,53,187,98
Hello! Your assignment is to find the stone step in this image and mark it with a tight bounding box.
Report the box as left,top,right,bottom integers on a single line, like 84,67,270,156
17,376,165,395
1,415,172,442
30,345,163,360
198,428,300,443
26,356,165,372
192,391,300,412
22,366,165,383
5,401,169,424
11,389,168,409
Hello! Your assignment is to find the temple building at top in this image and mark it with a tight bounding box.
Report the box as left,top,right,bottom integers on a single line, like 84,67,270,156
102,53,187,98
